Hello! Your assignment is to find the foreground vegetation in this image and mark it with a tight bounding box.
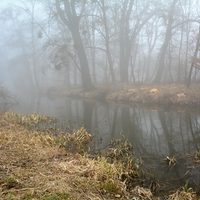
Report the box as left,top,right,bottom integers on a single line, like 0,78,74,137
0,111,200,199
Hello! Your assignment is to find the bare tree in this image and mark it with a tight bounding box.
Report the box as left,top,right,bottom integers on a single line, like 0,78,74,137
0,6,36,90
99,0,116,87
145,16,159,82
119,0,134,83
55,0,95,92
153,0,178,83
187,25,200,87
119,0,157,83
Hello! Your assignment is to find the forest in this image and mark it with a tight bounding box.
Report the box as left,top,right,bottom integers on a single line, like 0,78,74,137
0,0,200,93
1,1,200,199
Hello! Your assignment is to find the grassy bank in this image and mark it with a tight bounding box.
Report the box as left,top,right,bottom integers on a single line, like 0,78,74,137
0,111,199,199
63,84,200,112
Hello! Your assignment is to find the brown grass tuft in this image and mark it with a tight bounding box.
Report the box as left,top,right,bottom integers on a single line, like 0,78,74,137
0,111,199,199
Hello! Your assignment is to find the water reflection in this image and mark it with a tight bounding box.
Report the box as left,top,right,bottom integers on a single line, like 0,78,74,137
12,94,200,194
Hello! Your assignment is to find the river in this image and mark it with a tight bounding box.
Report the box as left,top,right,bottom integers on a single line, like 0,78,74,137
10,92,200,195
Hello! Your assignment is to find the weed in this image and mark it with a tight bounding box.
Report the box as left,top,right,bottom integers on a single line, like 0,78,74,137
182,181,193,193
164,156,177,167
194,151,200,161
4,175,21,189
100,179,121,194
42,193,70,200
169,181,198,200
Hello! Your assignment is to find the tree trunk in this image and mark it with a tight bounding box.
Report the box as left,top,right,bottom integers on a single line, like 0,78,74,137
55,0,95,92
119,0,134,83
69,23,95,91
100,0,116,88
153,0,178,83
187,25,200,87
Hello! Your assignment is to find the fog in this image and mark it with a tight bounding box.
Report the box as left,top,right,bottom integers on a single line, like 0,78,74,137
0,0,199,98
1,1,200,195
1,0,199,151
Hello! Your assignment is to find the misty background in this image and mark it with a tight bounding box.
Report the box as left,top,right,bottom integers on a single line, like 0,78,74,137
1,1,200,193
0,0,200,96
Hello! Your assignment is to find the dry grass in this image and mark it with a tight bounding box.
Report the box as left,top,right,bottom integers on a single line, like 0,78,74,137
169,189,197,200
0,111,199,200
105,84,200,110
0,111,127,199
64,84,200,112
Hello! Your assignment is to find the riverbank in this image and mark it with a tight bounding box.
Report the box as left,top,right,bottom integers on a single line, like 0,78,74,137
62,84,200,112
0,111,199,199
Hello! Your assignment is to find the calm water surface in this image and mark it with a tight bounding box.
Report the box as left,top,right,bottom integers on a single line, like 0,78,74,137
11,93,200,194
